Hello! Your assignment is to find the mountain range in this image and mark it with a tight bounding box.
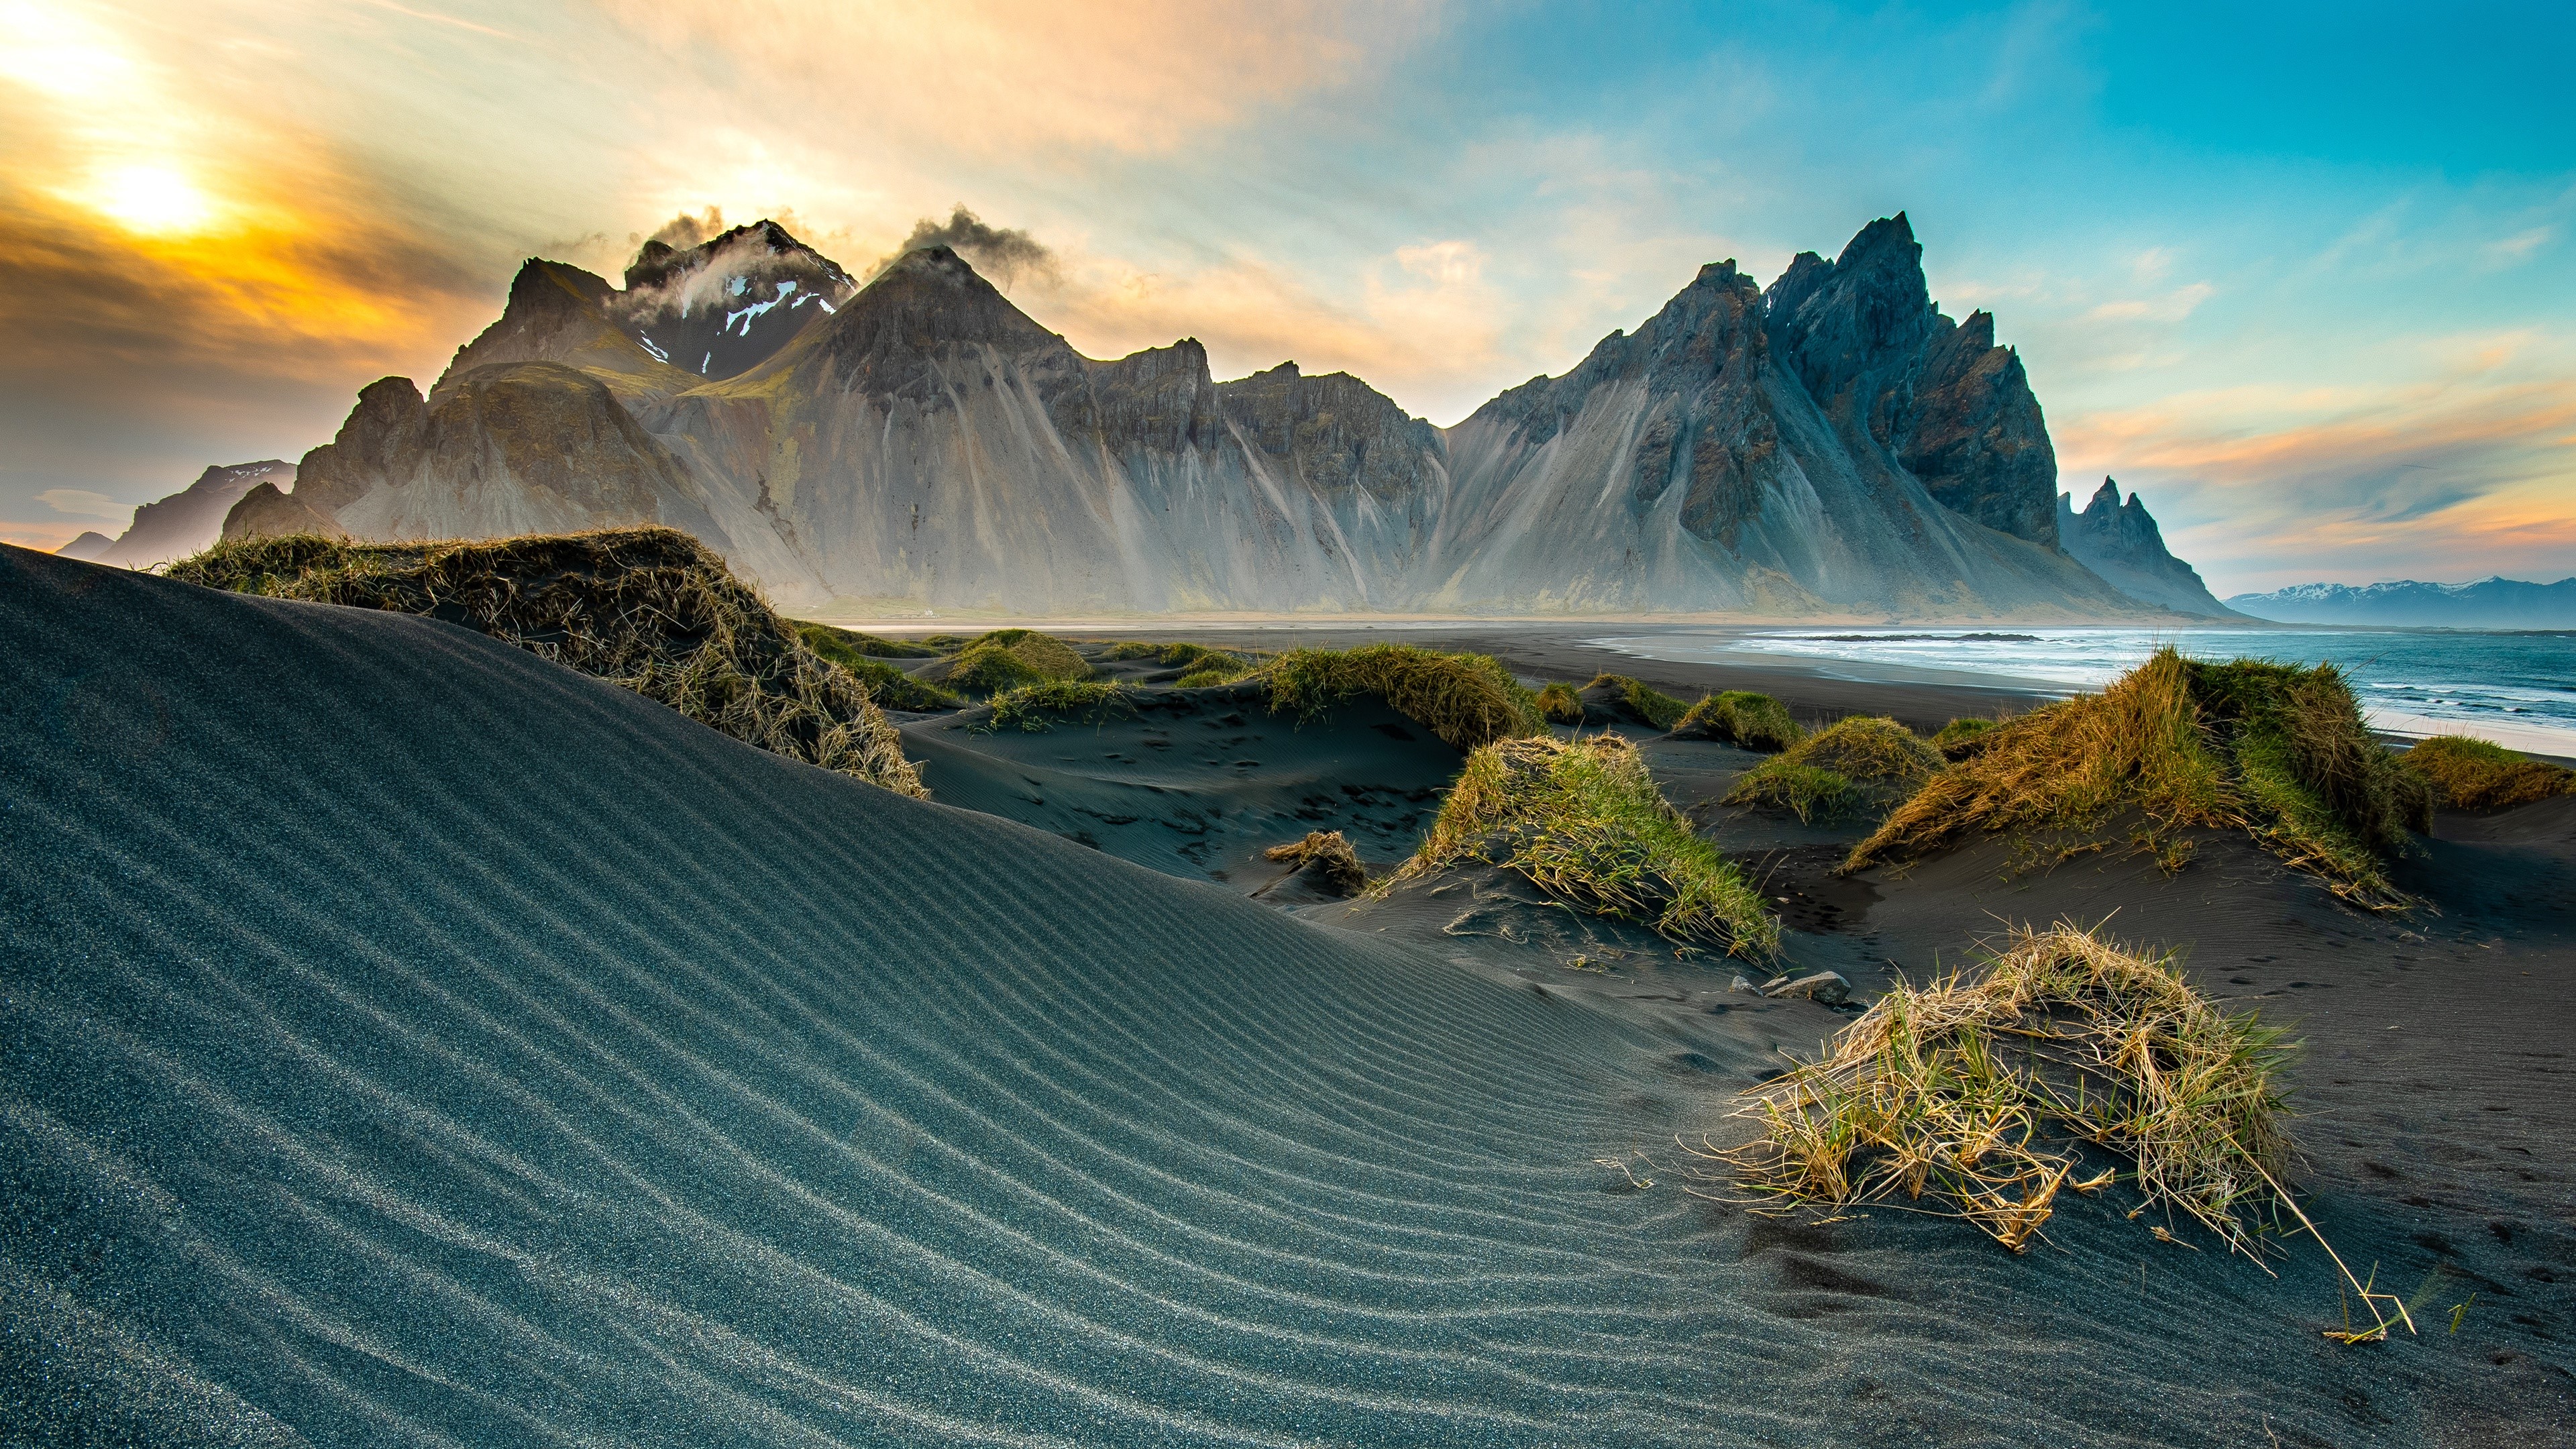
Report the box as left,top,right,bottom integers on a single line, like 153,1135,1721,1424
193,214,2214,617
58,460,294,570
2229,576,2576,629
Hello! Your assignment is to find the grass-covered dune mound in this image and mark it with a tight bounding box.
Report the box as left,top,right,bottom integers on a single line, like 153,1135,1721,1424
1715,925,2295,1257
919,628,1092,696
1725,716,1943,823
1258,644,1546,751
1393,735,1779,958
981,678,1135,732
1670,690,1802,751
791,622,943,659
793,622,961,711
166,528,924,796
2402,735,2576,811
1849,649,2429,908
1101,640,1258,686
1576,674,1690,730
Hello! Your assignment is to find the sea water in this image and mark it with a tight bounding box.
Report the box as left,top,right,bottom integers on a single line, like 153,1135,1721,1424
1587,627,2576,758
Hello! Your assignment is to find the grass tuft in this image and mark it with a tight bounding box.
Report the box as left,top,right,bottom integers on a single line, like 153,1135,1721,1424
1263,830,1367,896
1394,735,1778,957
1849,649,2429,909
1256,645,1546,751
1672,691,1803,751
2400,735,2575,811
1726,716,1941,822
982,679,1135,732
167,528,924,796
1536,682,1584,726
1932,716,1999,760
1713,923,2294,1256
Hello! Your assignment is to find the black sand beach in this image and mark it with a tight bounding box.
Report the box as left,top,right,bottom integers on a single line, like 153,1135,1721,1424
7,551,2573,1446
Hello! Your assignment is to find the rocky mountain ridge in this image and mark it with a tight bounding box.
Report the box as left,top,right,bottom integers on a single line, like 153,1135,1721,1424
2055,478,2233,617
222,215,2199,617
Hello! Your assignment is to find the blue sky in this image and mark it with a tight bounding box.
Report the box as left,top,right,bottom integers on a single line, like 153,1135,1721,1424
2,0,2569,591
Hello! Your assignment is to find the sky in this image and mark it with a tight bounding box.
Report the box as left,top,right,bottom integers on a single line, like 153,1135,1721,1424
1,0,2569,594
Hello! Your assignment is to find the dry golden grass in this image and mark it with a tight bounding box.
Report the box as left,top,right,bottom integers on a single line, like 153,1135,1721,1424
1672,690,1803,752
1849,649,2428,909
1263,830,1367,895
1709,924,2292,1253
2401,735,2576,810
1257,645,1545,751
1393,735,1778,957
167,529,924,796
1702,923,2413,1342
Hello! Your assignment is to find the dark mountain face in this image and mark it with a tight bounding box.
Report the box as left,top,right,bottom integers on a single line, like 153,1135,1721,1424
614,219,857,380
2057,478,2233,617
1765,214,2059,545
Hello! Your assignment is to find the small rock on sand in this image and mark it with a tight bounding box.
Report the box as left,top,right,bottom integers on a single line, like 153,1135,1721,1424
1764,971,1852,1005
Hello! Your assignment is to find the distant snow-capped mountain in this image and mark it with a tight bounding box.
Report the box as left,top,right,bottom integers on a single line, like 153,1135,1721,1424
2228,577,2576,628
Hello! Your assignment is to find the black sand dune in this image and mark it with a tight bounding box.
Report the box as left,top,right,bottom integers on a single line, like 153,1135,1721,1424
6,550,2573,1446
898,687,1462,888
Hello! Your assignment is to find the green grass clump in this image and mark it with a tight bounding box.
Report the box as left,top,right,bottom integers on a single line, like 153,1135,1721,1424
1256,645,1545,751
932,628,1093,696
794,624,961,710
1535,682,1584,725
1850,648,2429,908
1725,716,1941,822
1582,673,1690,729
1100,641,1167,661
792,621,943,658
983,679,1136,732
1714,923,2295,1256
166,528,924,797
1395,735,1778,958
1933,716,1999,760
1672,690,1803,751
2400,735,2576,811
1099,641,1255,682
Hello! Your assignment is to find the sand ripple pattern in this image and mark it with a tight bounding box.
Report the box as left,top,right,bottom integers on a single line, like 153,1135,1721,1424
1,550,2498,1446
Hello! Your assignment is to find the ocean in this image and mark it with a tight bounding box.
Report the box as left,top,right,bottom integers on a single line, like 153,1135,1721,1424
1587,626,2576,758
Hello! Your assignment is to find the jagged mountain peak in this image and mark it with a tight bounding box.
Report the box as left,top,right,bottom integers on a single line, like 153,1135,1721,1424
625,217,847,292
2059,476,2232,617
612,219,857,381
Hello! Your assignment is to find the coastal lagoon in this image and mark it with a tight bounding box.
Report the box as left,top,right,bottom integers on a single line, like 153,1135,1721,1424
1593,627,2576,757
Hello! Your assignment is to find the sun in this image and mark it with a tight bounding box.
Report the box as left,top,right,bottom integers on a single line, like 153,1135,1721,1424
91,164,216,235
